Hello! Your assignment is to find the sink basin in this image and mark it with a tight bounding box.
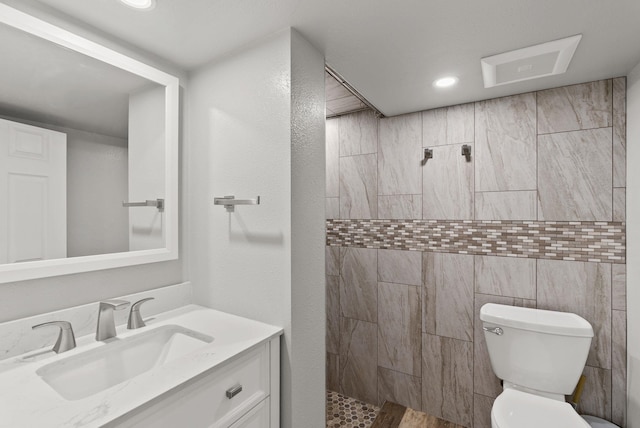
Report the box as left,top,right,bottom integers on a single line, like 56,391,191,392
36,325,214,400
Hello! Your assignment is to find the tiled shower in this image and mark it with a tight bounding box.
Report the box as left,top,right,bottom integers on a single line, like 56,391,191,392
325,79,627,427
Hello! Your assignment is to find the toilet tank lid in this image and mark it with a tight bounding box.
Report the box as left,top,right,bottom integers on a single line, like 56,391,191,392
480,304,594,337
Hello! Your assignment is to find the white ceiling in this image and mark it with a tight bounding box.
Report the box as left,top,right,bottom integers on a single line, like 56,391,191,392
14,0,640,116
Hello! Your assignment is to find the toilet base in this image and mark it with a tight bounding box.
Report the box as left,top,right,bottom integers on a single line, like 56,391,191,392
581,415,620,428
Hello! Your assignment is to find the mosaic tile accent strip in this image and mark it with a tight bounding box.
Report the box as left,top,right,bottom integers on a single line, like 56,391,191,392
327,390,380,428
327,219,625,264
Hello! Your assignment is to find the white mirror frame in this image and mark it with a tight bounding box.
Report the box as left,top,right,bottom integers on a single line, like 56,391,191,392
0,4,179,283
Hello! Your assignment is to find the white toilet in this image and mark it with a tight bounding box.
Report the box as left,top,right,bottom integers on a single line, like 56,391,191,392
480,303,594,428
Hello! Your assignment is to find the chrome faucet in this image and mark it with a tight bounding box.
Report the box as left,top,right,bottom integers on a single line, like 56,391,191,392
32,321,76,354
96,300,130,341
128,297,155,329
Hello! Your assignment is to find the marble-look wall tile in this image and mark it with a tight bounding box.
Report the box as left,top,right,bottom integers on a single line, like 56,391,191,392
378,282,421,376
327,118,340,197
475,191,537,221
612,264,626,311
327,352,340,391
325,77,627,417
473,394,495,428
326,197,339,219
612,310,627,427
340,247,378,323
445,103,475,144
613,188,625,222
580,365,612,421
422,334,473,427
339,110,378,157
378,249,422,286
475,93,537,191
422,103,474,147
340,317,378,404
326,246,340,276
422,254,436,335
423,144,474,220
537,80,612,134
378,195,422,219
538,128,612,221
473,294,536,398
327,275,340,354
537,260,611,369
474,256,536,299
378,113,422,195
422,108,446,146
613,77,626,187
378,367,422,410
340,154,377,219
423,253,474,341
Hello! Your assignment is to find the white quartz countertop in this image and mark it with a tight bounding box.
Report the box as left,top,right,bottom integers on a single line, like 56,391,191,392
0,305,283,428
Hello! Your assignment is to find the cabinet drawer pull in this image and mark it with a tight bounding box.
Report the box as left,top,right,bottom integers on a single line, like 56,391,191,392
226,385,243,399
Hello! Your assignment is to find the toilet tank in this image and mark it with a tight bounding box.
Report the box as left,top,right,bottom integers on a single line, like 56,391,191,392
480,304,593,395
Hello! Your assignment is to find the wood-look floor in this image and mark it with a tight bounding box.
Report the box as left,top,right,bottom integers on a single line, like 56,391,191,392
371,402,463,428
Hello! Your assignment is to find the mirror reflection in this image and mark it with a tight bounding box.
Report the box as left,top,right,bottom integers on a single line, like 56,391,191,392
0,21,166,264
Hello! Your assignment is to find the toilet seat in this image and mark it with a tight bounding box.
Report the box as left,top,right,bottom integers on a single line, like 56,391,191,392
492,389,591,428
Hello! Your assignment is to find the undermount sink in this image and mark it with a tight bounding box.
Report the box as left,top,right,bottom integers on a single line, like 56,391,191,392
36,325,214,401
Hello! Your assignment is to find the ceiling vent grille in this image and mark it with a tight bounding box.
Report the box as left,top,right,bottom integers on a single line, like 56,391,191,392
481,35,582,88
325,65,383,118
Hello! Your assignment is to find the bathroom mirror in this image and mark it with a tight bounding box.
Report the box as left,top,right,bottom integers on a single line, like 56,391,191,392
0,4,179,283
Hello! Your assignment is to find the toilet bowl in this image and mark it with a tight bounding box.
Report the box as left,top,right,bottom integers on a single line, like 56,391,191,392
480,303,595,428
492,389,590,428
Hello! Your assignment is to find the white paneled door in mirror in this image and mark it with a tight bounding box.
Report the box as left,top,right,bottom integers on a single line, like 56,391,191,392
0,4,179,283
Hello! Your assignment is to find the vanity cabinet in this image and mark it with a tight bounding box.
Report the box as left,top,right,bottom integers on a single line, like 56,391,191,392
110,337,280,428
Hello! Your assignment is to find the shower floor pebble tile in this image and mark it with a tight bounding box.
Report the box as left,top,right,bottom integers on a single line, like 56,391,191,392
327,390,380,428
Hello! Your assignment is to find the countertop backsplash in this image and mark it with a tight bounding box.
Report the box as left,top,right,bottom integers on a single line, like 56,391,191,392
0,282,192,361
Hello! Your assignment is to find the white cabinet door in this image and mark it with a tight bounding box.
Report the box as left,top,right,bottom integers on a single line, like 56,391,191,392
0,118,66,263
226,399,269,428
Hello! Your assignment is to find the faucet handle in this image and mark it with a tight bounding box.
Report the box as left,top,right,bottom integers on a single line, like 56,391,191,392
32,321,76,354
128,298,155,329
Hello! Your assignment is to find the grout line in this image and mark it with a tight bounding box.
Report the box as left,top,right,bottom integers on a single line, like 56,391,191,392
611,80,615,223
533,92,540,221
421,111,424,221
338,117,342,220
421,141,474,148
537,125,614,137
377,193,424,197
375,116,380,220
534,258,538,306
339,151,378,158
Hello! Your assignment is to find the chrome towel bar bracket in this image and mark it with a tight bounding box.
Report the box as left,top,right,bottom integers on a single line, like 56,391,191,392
122,199,164,212
214,195,261,212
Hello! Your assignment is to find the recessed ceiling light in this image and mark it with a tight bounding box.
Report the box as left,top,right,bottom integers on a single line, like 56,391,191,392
119,0,156,10
433,76,459,88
